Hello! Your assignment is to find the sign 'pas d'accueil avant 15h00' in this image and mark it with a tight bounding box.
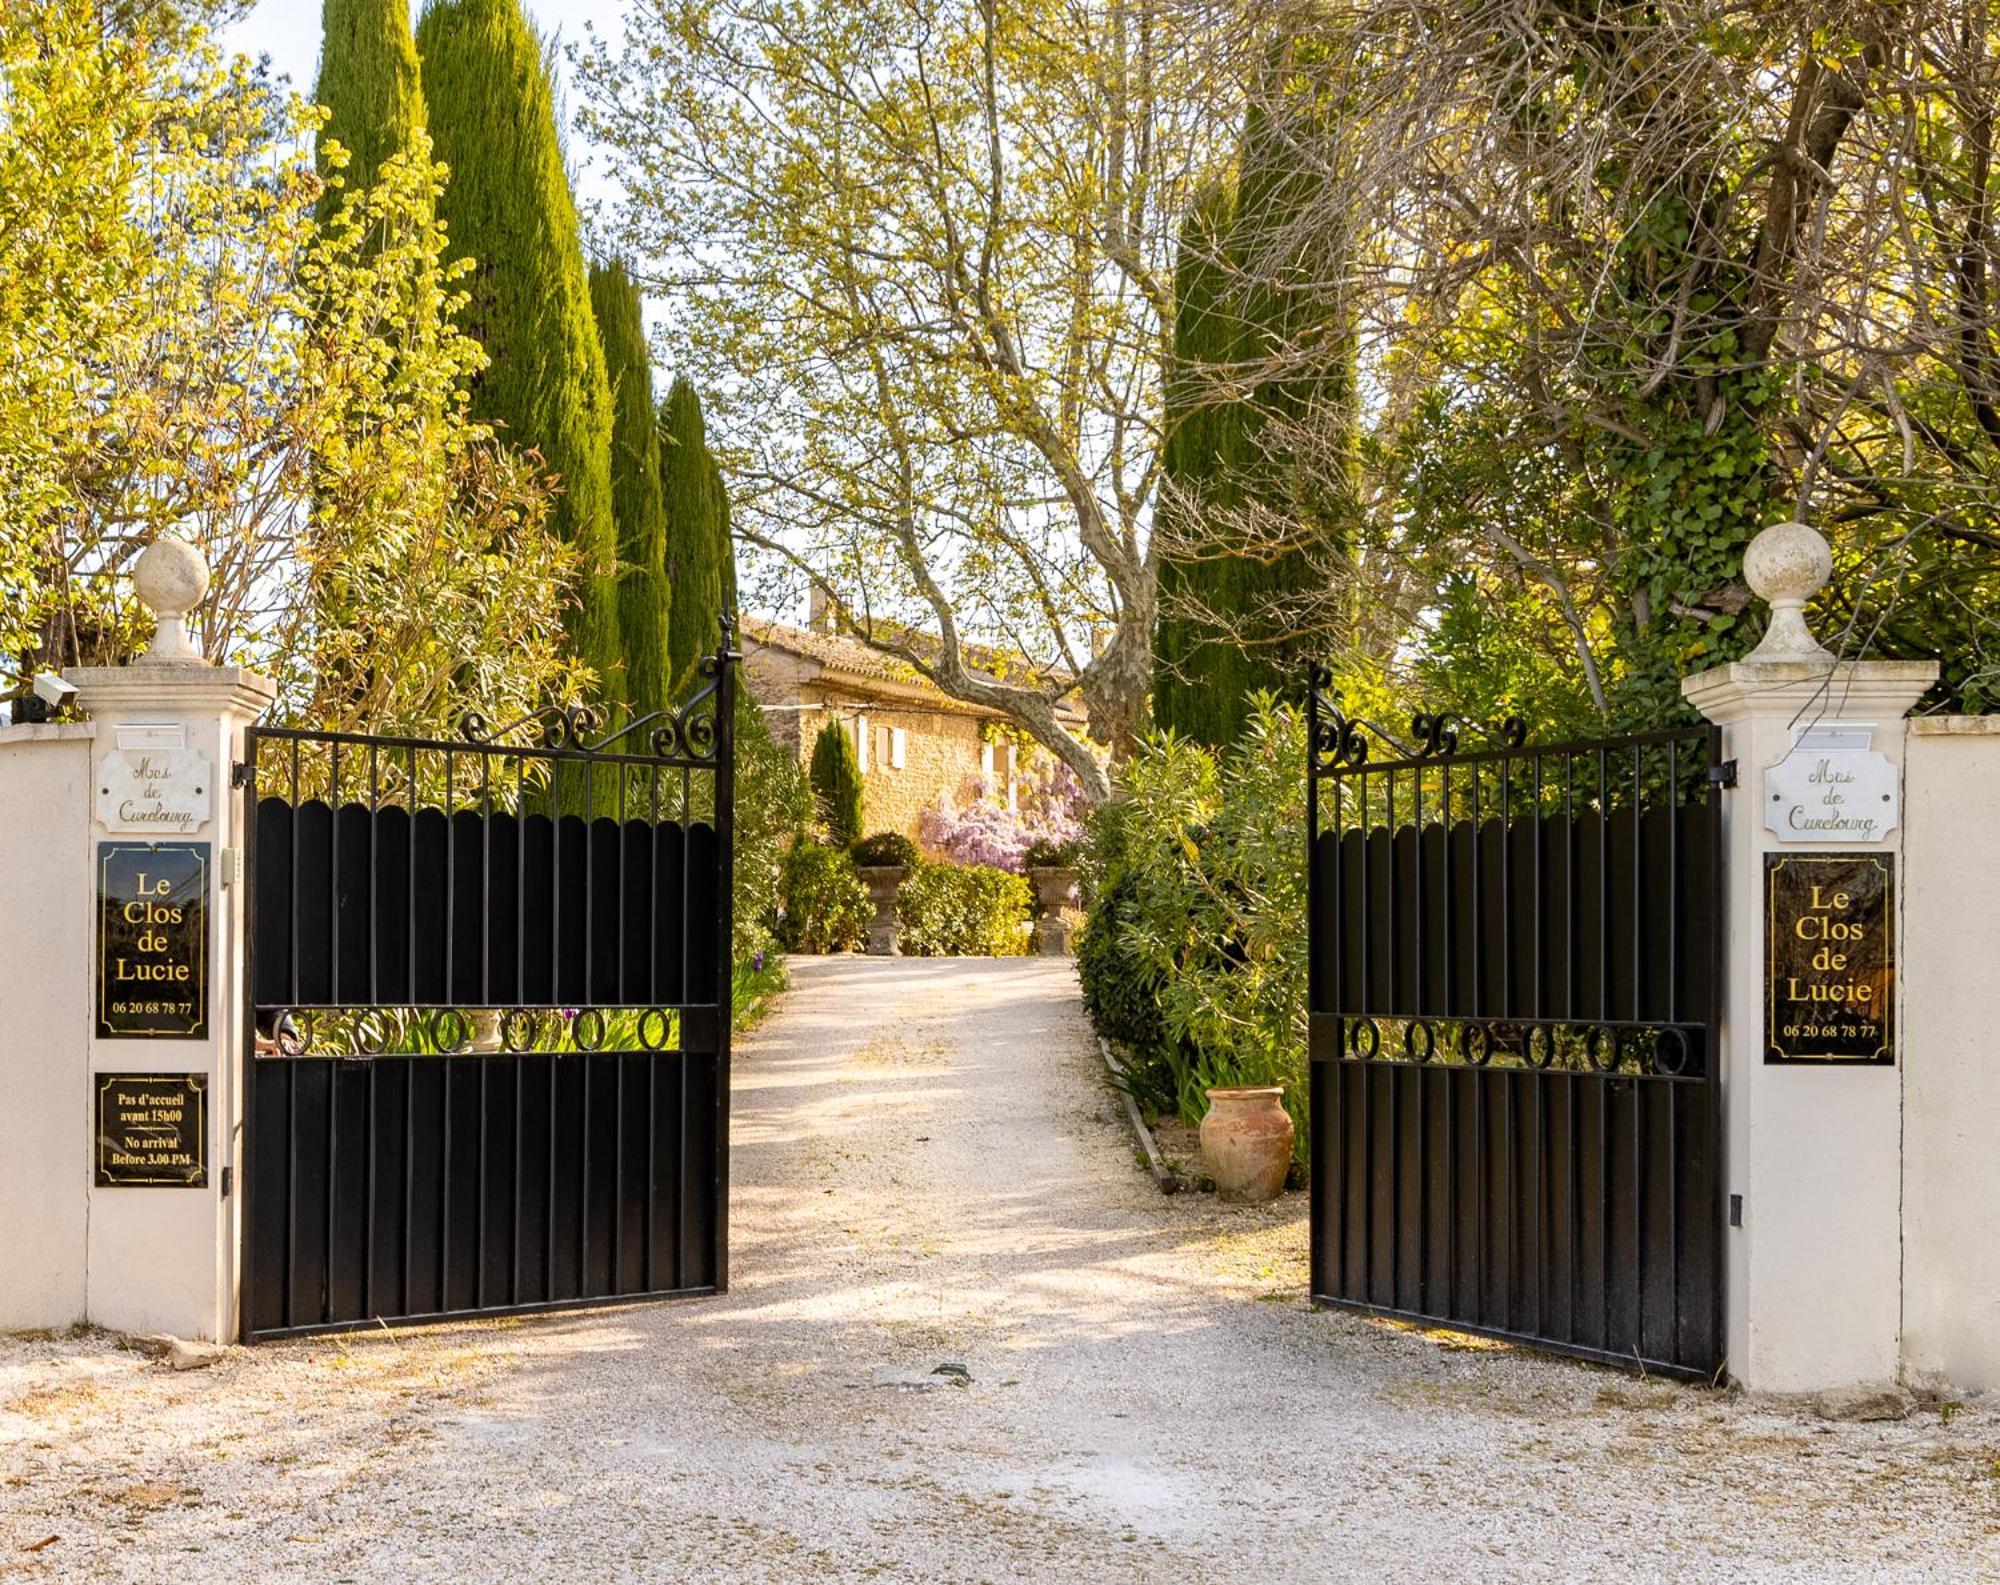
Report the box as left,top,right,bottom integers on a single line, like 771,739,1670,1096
1763,722,1898,844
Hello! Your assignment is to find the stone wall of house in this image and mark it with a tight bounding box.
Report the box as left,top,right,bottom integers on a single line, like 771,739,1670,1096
848,701,985,845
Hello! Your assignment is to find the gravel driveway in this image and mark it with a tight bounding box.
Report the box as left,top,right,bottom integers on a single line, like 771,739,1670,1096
4,955,1997,1583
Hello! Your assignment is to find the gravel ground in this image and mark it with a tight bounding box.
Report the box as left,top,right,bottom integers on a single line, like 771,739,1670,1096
4,955,1998,1583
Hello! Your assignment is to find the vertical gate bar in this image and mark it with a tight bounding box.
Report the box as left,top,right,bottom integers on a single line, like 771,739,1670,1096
1668,1066,1681,1363
1565,753,1577,1020
615,1056,626,1293
512,1058,523,1307
1305,675,1322,1303
407,745,418,1013
584,756,595,1007
330,742,340,1007
239,734,260,1339
369,746,380,1007
1708,724,1726,1369
516,758,527,1007
648,763,661,1010
551,751,562,1011
546,1054,557,1298
1385,769,1397,1309
284,1056,297,1332
363,1063,376,1320
1441,760,1453,1016
1502,1068,1514,1334
1358,768,1371,1018
1632,744,1644,1024
617,748,629,1010
1470,763,1482,1021
1633,1078,1647,1364
439,1058,452,1314
645,1055,657,1293
580,1053,592,1294
402,1059,414,1316
1472,1048,1485,1326
1500,747,1513,1020
481,751,492,1007
1413,765,1426,1311
444,749,456,1009
1668,740,1681,1026
289,739,301,1007
476,1057,487,1308
716,629,738,1291
1597,748,1609,1023
1599,1076,1611,1349
1568,1074,1580,1346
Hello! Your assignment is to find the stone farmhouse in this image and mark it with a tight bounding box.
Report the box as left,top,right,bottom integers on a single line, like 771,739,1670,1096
741,610,1089,844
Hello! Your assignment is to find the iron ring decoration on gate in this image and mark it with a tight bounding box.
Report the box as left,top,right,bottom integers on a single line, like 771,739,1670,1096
458,703,602,753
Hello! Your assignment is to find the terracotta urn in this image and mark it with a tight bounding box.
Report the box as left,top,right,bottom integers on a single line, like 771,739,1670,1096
1200,1087,1294,1203
1028,865,1078,955
855,864,908,956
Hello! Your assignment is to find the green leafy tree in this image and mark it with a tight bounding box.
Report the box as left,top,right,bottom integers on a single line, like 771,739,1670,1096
590,260,673,720
659,376,725,689
807,719,864,847
312,0,426,216
417,0,622,711
0,0,577,736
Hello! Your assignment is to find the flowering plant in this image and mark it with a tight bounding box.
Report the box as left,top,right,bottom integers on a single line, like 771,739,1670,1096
918,754,1088,873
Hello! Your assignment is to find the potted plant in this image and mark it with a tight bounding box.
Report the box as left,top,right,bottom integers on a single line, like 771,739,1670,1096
850,831,919,955
1023,836,1081,954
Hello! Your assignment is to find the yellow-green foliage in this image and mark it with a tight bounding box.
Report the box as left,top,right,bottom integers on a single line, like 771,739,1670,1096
897,863,1032,958
0,0,577,735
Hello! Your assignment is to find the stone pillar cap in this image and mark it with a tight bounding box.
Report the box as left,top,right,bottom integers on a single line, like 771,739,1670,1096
133,538,210,667
1743,521,1833,662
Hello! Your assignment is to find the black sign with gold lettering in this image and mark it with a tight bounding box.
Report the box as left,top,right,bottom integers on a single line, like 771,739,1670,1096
97,842,208,1039
1766,852,1894,1065
95,1073,207,1186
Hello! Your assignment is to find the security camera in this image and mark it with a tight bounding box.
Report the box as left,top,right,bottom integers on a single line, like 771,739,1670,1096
32,671,78,708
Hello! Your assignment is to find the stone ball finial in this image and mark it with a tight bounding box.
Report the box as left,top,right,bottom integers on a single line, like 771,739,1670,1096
133,537,210,666
1742,520,1833,662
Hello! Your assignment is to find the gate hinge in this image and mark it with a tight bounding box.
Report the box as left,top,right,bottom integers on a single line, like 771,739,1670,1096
1708,759,1738,789
231,760,253,788
220,1166,232,1200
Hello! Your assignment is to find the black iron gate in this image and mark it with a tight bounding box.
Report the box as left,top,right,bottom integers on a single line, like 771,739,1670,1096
239,630,737,1340
1306,669,1726,1378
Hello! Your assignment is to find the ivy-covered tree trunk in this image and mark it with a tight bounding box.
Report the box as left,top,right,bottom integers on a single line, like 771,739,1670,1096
659,375,726,689
313,0,427,215
589,260,673,720
417,0,623,713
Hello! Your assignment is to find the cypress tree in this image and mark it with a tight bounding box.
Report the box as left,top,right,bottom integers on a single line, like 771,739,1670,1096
1152,38,1356,747
660,376,726,688
1153,185,1248,745
808,720,865,847
313,0,427,216
589,260,673,720
416,0,623,713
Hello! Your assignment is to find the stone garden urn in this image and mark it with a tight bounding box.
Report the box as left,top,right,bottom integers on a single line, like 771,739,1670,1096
1200,1086,1294,1203
855,865,908,956
1028,865,1078,955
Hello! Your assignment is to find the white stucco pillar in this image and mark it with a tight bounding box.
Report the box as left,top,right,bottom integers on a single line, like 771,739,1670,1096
64,542,273,1342
1682,523,1935,1394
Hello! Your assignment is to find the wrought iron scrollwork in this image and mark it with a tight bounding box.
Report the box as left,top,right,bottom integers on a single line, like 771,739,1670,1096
1330,1015,1701,1078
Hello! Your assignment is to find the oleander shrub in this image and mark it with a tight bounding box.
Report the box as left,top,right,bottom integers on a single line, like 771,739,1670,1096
1077,695,1308,1160
851,830,919,869
897,861,1033,956
775,839,868,953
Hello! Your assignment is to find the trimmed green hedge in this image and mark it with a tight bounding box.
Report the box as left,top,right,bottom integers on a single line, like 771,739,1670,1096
776,840,868,953
897,861,1032,957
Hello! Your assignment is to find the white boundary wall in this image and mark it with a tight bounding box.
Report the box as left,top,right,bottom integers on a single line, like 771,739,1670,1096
1902,717,2000,1393
0,724,94,1329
